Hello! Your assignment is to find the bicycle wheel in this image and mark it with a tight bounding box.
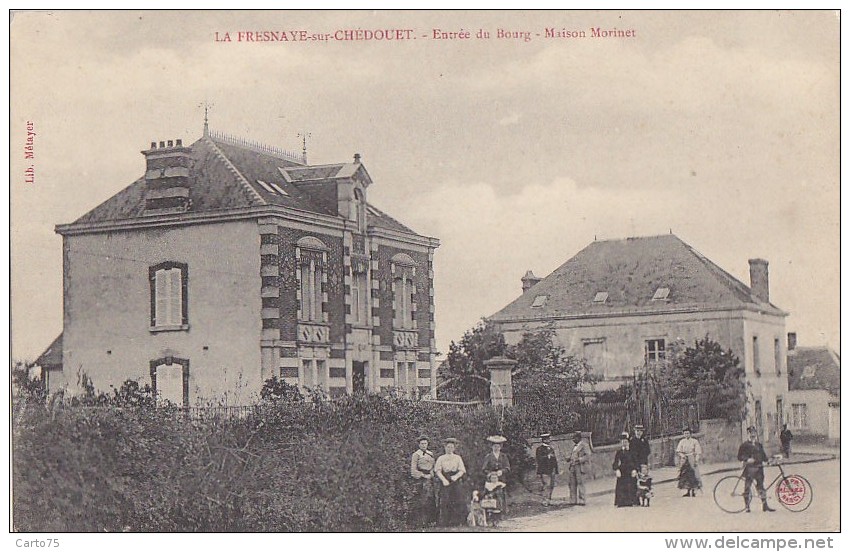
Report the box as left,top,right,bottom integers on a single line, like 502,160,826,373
714,475,748,513
776,474,813,512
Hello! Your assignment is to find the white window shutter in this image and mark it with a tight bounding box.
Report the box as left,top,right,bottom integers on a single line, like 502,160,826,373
155,270,167,326
169,269,181,325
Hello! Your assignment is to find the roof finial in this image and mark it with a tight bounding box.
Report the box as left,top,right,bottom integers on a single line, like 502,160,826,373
298,131,311,164
199,100,214,136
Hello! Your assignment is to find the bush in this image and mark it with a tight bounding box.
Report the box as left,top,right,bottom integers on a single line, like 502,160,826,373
260,376,304,403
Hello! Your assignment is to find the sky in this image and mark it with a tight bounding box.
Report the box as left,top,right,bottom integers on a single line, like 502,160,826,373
9,10,840,362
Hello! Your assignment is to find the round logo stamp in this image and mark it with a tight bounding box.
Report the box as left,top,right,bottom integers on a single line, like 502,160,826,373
777,476,805,506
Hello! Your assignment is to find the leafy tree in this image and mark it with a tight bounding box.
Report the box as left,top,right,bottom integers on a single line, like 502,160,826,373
11,361,45,404
439,322,599,401
650,336,747,422
439,319,507,400
676,336,747,421
512,326,601,395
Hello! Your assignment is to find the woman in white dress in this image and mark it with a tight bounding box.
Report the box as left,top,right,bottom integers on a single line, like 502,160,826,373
434,437,467,526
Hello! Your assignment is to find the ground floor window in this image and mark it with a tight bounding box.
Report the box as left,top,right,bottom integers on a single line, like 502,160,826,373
150,357,189,407
790,403,808,430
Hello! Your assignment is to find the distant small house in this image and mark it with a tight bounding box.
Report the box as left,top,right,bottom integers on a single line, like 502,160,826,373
34,333,63,391
786,334,840,442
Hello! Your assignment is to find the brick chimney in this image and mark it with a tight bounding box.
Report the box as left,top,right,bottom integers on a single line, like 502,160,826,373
521,270,542,293
748,258,769,303
787,332,797,352
142,139,192,212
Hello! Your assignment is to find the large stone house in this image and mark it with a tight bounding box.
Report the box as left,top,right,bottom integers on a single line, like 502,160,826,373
489,234,789,442
786,334,840,442
39,126,439,406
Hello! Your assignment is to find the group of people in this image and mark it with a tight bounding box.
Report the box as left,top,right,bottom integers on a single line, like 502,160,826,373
537,425,656,509
409,434,512,528
411,422,788,526
535,431,592,506
612,424,654,507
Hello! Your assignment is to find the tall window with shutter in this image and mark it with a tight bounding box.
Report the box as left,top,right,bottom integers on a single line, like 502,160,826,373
149,262,188,330
296,237,327,323
300,259,323,322
352,270,369,325
394,275,414,329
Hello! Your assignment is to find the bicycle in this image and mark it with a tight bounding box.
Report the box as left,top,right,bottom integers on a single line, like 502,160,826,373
713,455,813,513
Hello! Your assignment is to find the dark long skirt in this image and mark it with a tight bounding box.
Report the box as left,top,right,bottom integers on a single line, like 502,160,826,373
438,479,468,527
678,460,700,490
410,479,436,527
614,475,637,507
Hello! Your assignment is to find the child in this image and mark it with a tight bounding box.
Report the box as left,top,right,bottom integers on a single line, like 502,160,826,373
636,464,653,507
481,471,507,526
467,490,487,527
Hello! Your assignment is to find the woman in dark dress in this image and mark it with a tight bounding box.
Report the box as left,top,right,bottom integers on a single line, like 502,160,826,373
481,435,511,515
612,432,638,507
434,437,468,526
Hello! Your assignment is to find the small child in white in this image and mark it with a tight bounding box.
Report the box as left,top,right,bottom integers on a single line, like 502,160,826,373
467,490,487,527
637,464,653,507
481,471,507,526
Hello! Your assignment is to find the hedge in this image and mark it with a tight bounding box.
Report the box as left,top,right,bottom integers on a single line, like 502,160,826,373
13,393,579,531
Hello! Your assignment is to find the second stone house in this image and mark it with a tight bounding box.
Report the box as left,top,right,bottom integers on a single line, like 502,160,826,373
489,234,789,442
43,127,439,406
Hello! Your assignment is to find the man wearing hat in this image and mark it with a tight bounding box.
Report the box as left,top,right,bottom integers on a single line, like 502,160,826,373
568,431,592,506
737,426,776,512
409,435,437,526
630,424,651,468
535,433,559,505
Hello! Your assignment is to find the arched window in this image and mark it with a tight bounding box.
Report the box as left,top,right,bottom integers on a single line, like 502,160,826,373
149,357,189,407
297,237,327,323
391,253,417,330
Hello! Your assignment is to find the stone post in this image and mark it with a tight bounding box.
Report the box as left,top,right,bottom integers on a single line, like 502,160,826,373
484,356,516,407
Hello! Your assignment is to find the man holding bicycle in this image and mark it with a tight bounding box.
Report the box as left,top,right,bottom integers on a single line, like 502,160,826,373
737,426,776,513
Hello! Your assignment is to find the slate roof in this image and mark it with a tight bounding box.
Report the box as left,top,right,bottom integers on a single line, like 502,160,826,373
490,234,786,321
788,347,840,398
35,333,63,369
67,132,416,234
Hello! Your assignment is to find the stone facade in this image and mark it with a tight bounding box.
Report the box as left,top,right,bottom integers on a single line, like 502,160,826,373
491,235,789,444
50,130,439,405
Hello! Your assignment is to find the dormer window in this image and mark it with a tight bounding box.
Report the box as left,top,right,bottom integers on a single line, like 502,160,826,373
531,295,548,308
593,292,608,303
651,287,670,301
257,179,288,196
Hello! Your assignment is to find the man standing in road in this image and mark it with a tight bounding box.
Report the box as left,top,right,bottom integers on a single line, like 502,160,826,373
780,424,793,459
737,426,776,513
630,424,651,468
535,433,559,505
568,431,591,506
